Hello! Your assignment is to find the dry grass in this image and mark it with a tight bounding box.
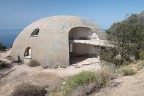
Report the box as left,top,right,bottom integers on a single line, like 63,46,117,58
119,60,144,76
11,83,46,96
120,66,136,76
130,60,144,71
101,62,118,79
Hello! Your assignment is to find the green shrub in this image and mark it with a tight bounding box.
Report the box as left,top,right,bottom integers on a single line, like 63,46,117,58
63,71,111,96
28,60,40,67
63,71,97,96
139,51,144,60
11,83,46,96
68,71,96,86
120,66,136,76
100,47,116,63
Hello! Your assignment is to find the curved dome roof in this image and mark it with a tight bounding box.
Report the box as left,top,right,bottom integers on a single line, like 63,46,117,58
15,16,106,42
29,15,103,31
13,16,107,47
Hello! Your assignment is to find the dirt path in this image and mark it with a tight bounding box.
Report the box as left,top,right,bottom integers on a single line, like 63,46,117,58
94,68,144,96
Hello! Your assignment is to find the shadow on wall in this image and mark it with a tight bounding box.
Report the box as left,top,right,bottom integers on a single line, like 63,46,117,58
13,55,21,63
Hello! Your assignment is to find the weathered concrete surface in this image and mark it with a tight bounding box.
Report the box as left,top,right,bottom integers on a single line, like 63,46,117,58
69,40,112,47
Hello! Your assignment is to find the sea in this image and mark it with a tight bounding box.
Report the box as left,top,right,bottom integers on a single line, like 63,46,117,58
0,29,22,48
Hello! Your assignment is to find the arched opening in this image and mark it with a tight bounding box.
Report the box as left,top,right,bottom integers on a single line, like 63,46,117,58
69,27,99,65
30,28,39,37
69,27,94,40
24,47,32,59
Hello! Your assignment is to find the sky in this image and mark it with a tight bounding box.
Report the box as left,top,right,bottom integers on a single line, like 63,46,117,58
0,0,144,29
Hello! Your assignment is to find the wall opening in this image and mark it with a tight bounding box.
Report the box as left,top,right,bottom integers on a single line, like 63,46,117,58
69,27,98,65
30,28,39,37
24,47,32,59
69,43,97,65
69,27,95,40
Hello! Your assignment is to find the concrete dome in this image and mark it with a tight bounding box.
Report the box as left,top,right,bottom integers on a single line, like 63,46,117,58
11,16,106,68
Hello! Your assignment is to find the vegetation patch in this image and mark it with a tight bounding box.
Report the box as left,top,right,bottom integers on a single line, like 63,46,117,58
139,51,144,60
62,71,111,96
106,12,144,65
11,83,46,96
48,63,119,96
28,60,40,67
101,61,119,79
0,60,12,69
120,66,136,76
0,42,6,51
48,86,63,96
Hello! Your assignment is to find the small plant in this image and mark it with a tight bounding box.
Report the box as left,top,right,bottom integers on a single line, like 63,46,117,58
0,60,12,69
101,62,118,79
28,60,40,67
97,69,111,86
63,70,113,96
120,66,136,76
63,71,97,96
49,86,63,96
11,83,46,96
139,51,144,60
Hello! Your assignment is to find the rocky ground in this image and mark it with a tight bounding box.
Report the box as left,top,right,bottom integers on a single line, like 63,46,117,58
0,50,101,96
1,50,144,96
94,65,144,96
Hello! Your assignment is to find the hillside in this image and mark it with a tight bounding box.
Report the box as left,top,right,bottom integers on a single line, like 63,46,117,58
94,66,144,96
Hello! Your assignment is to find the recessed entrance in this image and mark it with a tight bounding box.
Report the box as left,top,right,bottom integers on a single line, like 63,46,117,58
69,43,97,64
69,27,99,65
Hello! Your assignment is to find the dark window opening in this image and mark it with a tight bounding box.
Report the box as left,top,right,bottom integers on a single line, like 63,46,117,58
24,47,31,59
31,28,39,36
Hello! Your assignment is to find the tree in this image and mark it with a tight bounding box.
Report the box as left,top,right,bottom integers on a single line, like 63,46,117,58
107,13,144,64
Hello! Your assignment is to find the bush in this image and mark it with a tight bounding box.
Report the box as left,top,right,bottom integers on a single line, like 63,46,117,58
11,83,46,96
120,66,136,76
63,71,111,96
67,71,97,87
107,13,144,64
63,71,97,96
101,62,118,79
0,42,6,51
0,60,12,69
28,60,40,67
100,47,117,63
139,51,144,60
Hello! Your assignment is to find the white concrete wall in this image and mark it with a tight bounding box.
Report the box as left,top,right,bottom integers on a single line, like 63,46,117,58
73,43,96,55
